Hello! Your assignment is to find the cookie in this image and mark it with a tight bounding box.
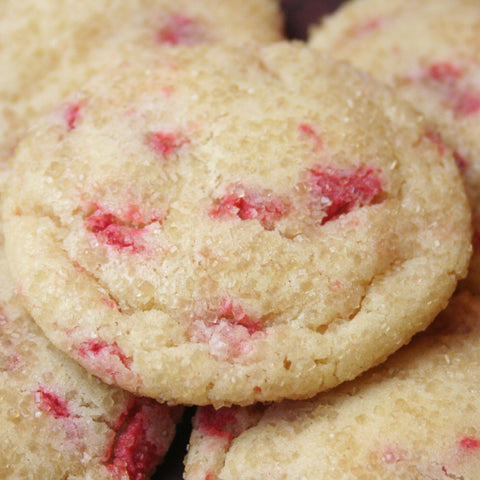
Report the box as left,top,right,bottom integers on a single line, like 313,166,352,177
185,291,480,480
3,42,471,407
0,224,182,480
0,0,284,160
309,0,480,293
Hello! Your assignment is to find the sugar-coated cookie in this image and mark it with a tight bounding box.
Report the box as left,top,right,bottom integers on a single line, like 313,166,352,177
0,0,284,160
309,0,480,293
3,42,472,407
0,224,182,479
185,291,480,479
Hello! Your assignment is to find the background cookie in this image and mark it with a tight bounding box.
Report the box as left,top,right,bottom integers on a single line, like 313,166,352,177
309,0,480,293
185,291,480,479
3,42,471,407
0,221,182,479
0,0,284,161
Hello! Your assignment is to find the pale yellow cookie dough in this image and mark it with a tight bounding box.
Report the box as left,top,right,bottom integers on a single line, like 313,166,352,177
3,42,471,407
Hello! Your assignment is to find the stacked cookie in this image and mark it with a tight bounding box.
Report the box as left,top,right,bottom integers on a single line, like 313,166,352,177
1,1,478,479
185,1,480,478
0,1,283,478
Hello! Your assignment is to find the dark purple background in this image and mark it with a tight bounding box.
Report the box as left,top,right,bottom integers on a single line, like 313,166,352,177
156,1,346,478
281,0,345,39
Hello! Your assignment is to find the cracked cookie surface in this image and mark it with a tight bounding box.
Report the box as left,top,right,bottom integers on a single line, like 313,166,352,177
185,291,480,480
309,0,480,294
3,42,472,406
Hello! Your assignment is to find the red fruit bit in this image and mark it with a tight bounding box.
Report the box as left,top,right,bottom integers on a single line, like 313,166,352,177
424,129,448,156
34,386,70,419
85,205,162,253
78,340,132,370
460,436,480,451
299,123,324,151
218,296,262,335
105,397,172,480
194,405,239,443
210,184,289,230
427,62,462,82
424,130,469,171
147,130,190,158
450,90,480,117
156,13,205,46
64,102,82,131
191,298,265,360
90,217,142,251
423,62,480,117
101,297,119,310
308,165,384,224
453,150,469,172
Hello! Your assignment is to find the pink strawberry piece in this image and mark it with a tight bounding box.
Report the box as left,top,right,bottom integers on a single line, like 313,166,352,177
34,386,71,419
156,13,205,45
427,62,462,82
450,90,480,117
460,436,480,451
299,123,324,151
217,297,262,335
105,397,173,480
453,150,469,172
191,298,265,360
85,204,162,252
64,102,83,131
423,62,480,117
423,130,469,171
194,405,239,443
147,130,190,157
101,297,119,310
78,340,132,370
86,212,141,250
210,184,289,230
424,129,448,156
308,165,384,224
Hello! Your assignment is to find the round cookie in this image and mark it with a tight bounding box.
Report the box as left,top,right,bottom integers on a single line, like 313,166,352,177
309,0,480,293
0,0,284,160
0,226,182,480
3,42,472,407
185,291,480,480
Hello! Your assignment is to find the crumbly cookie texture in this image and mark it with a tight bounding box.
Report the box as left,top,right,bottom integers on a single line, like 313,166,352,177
3,42,471,407
0,0,283,160
0,225,182,480
185,291,480,480
309,0,480,293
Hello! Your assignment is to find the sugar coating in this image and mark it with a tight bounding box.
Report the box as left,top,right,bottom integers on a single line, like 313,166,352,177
309,0,480,293
0,226,181,479
3,42,472,407
0,0,284,160
184,291,480,479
